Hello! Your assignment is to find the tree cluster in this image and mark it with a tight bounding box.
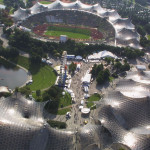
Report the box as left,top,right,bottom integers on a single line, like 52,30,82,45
91,63,110,84
0,10,13,27
4,0,25,10
114,60,130,73
9,29,144,61
69,62,77,74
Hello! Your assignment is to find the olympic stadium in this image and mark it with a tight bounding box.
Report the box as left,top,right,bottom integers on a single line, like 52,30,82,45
12,0,142,49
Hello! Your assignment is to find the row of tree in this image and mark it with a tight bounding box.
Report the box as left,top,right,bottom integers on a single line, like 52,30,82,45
8,29,144,61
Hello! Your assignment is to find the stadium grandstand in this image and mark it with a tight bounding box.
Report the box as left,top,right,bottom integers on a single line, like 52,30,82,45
12,0,142,49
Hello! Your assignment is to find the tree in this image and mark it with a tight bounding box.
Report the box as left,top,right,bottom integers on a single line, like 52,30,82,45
36,90,41,97
69,62,76,74
137,26,146,37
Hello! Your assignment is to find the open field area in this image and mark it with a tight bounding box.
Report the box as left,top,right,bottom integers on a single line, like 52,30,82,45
45,25,91,39
39,1,52,4
33,24,103,40
87,93,101,108
0,0,3,4
148,35,150,40
9,56,56,91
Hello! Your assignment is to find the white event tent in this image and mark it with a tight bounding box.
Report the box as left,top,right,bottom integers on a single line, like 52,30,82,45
88,50,117,60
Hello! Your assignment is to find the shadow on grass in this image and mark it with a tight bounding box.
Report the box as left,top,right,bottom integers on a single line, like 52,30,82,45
28,62,42,75
0,57,19,70
44,100,59,115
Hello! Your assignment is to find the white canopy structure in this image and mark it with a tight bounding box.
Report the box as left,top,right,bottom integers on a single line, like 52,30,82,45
81,108,90,114
30,2,48,14
82,73,91,84
136,65,146,71
12,0,142,49
88,50,117,60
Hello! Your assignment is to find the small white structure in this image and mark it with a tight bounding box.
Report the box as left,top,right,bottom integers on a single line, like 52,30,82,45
88,50,117,60
60,35,68,42
19,26,31,32
79,105,83,110
84,86,89,93
81,100,84,105
136,65,146,71
82,73,91,84
77,64,81,71
75,56,82,60
84,93,90,99
0,4,6,9
46,60,52,65
81,108,90,114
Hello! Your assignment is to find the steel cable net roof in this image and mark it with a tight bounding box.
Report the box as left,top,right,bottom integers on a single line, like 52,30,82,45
115,79,150,98
97,71,150,150
0,94,75,150
12,0,142,49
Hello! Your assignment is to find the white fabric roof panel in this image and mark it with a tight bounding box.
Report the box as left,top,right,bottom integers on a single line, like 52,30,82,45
113,18,135,30
30,2,48,14
82,73,91,83
12,8,30,21
116,28,139,41
88,50,117,60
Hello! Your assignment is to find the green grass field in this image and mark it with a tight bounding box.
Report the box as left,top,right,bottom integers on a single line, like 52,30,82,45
45,26,91,39
87,93,101,108
59,92,72,108
40,1,52,4
87,93,101,102
147,35,150,40
57,108,71,115
9,56,56,91
0,0,3,4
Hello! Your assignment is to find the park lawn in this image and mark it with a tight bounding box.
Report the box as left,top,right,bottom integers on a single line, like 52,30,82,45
40,1,52,4
58,92,72,108
87,93,101,102
9,56,56,91
87,93,101,108
45,30,90,39
147,35,150,40
0,0,3,4
57,108,71,115
87,101,94,108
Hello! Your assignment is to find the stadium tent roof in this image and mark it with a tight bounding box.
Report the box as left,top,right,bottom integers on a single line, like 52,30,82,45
88,50,117,59
12,0,141,49
108,10,120,22
113,18,135,31
30,2,48,14
12,7,30,21
116,28,139,41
